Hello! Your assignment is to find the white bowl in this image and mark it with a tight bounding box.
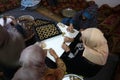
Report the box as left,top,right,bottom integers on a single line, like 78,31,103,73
63,74,84,80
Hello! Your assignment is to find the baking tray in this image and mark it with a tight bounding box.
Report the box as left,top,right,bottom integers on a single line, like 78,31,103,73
34,18,54,26
33,20,62,41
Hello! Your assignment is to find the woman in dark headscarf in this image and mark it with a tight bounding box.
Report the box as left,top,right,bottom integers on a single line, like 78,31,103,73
62,1,98,32
12,44,66,80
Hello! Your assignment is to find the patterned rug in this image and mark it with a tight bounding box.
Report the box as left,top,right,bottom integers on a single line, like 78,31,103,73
2,7,54,21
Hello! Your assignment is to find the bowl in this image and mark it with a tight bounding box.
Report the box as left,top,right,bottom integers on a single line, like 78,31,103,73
18,15,34,21
18,15,35,41
62,74,84,80
62,8,76,17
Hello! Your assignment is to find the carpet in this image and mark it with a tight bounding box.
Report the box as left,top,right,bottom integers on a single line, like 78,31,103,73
36,6,63,22
2,7,54,22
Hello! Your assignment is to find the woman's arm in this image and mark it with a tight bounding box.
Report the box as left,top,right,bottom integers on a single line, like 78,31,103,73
49,48,66,72
49,48,66,80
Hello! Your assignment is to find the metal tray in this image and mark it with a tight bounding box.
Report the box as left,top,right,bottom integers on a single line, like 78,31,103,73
33,19,62,41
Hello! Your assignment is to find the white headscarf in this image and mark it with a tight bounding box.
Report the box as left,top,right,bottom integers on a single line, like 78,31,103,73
81,28,109,65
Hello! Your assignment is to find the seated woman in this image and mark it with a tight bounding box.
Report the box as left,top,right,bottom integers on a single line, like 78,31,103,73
61,28,109,77
0,16,25,79
12,44,66,80
61,1,98,32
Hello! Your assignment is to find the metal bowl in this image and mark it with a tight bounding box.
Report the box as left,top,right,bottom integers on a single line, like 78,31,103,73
18,15,35,41
18,15,34,21
62,8,76,17
63,74,84,80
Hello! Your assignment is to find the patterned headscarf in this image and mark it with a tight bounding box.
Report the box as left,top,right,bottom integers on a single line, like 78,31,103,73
81,28,109,65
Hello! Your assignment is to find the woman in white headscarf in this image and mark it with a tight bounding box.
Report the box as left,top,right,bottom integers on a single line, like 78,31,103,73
61,28,109,77
0,16,25,79
81,28,109,65
12,44,66,80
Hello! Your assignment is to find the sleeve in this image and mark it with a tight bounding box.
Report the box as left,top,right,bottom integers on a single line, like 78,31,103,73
61,33,82,59
69,32,82,51
55,58,66,80
69,18,75,24
56,58,66,72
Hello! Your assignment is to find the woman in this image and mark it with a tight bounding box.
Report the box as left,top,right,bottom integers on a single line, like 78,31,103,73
61,28,109,77
0,16,25,79
62,1,98,32
12,44,66,80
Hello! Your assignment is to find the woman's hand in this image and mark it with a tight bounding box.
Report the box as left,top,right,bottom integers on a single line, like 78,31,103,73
49,48,58,59
62,42,70,52
64,36,74,42
67,24,74,33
